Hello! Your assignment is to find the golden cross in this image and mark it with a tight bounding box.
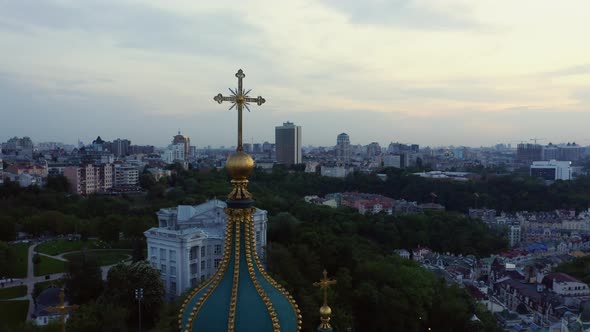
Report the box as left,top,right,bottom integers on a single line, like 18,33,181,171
46,288,79,332
313,269,337,307
213,69,266,152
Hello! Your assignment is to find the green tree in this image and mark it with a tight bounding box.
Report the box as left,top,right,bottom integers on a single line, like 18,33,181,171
66,302,128,332
101,261,165,330
97,215,122,243
46,176,70,193
0,216,16,241
65,252,103,304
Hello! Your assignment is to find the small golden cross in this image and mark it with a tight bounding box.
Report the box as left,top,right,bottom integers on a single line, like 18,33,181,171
313,269,337,307
46,288,79,332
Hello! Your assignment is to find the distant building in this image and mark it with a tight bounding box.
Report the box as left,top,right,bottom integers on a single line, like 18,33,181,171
114,164,139,187
558,142,585,162
275,122,302,165
383,154,405,168
172,131,191,157
162,143,186,164
92,136,106,152
542,273,590,296
144,200,268,298
64,164,113,195
111,138,131,157
366,142,381,157
530,160,572,181
2,136,34,157
508,225,521,248
320,165,353,178
517,143,543,163
129,145,155,155
335,133,351,164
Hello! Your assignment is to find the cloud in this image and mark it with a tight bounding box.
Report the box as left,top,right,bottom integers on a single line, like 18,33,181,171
318,0,481,30
539,64,590,77
0,0,263,59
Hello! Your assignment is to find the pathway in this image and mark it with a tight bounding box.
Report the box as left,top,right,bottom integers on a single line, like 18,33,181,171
1,241,130,320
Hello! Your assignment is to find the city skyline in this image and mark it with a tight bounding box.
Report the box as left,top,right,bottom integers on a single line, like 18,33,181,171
1,1,590,147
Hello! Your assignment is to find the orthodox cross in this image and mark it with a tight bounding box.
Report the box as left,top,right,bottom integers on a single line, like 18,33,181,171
313,269,337,306
46,288,79,332
213,69,266,151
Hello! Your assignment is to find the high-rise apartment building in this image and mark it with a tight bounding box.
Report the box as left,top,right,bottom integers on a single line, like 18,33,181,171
64,164,114,195
112,139,131,157
335,133,351,164
114,164,139,187
275,122,302,165
517,143,543,163
366,142,382,157
172,131,191,157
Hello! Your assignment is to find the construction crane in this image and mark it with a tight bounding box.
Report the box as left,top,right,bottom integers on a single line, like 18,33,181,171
530,138,545,144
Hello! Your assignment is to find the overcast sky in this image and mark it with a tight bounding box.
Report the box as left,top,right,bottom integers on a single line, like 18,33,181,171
1,0,590,148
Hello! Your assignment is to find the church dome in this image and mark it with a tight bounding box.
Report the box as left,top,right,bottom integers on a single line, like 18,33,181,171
179,206,301,332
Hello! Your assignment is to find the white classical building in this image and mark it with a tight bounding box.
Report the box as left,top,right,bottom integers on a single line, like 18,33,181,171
144,200,268,298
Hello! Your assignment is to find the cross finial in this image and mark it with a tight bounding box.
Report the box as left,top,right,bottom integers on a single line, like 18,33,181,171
314,270,337,330
213,69,266,152
46,288,79,332
313,269,337,307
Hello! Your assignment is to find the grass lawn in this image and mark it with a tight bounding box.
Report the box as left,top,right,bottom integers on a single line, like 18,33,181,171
63,250,131,266
0,300,29,327
34,256,67,276
8,242,30,278
0,285,27,299
36,239,104,256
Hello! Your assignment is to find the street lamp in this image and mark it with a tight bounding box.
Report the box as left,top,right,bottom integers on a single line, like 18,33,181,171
135,288,144,332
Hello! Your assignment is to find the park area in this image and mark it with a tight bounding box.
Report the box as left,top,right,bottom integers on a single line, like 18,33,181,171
35,239,105,256
0,285,27,299
63,250,131,266
0,300,29,328
9,242,30,278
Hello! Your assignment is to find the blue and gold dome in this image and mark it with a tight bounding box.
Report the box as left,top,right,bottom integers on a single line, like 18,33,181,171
179,70,301,332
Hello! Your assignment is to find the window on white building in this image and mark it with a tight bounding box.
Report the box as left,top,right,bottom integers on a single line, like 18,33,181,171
160,249,166,260
169,250,176,263
201,260,205,270
207,245,211,256
190,263,197,274
190,246,198,260
214,244,222,254
161,264,166,274
170,266,176,276
201,246,206,257
207,259,211,269
214,258,221,268
150,247,156,256
256,231,261,243
171,281,176,293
